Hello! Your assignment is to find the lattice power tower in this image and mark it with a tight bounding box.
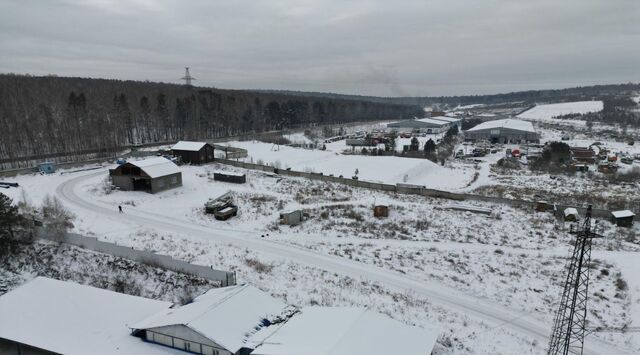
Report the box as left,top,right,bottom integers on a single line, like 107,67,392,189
181,67,196,87
547,205,603,355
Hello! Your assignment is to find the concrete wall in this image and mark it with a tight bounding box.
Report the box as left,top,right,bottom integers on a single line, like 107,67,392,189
215,159,634,220
35,229,236,286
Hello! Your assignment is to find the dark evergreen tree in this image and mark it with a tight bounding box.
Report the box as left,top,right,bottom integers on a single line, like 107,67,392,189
424,139,436,155
0,193,20,239
410,137,420,151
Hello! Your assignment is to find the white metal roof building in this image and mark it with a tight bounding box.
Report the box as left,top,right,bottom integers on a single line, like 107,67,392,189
387,117,449,133
251,307,439,355
131,284,289,355
109,157,182,193
0,277,174,355
464,118,539,143
430,116,461,125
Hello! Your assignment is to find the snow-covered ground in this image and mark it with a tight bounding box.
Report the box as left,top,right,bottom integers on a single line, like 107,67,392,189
3,159,639,354
230,140,475,190
518,101,603,121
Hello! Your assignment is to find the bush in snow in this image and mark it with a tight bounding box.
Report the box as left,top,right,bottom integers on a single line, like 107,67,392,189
41,195,75,236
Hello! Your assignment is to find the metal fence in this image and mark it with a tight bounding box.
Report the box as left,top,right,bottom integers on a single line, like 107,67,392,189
36,229,236,286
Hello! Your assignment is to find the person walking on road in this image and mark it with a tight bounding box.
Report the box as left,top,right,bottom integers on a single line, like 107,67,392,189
118,205,123,213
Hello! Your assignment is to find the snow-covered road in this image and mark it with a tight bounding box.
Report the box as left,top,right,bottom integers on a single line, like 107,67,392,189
55,171,629,354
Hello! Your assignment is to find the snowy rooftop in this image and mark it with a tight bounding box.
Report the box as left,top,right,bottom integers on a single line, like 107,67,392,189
415,117,450,126
251,307,438,355
172,141,208,151
128,157,181,178
466,119,536,133
564,208,579,217
131,284,288,353
430,116,460,123
0,277,173,355
611,210,635,218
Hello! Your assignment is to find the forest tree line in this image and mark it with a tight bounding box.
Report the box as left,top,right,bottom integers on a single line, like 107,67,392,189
0,74,421,163
261,83,640,107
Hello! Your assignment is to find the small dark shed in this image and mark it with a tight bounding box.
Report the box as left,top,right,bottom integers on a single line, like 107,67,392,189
611,210,635,227
171,141,215,165
373,205,389,218
109,157,182,194
214,172,247,184
280,210,303,226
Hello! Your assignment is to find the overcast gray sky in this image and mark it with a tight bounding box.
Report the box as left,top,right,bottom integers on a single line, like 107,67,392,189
1,0,638,96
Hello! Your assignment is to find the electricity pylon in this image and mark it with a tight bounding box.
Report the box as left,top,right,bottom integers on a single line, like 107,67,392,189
548,205,603,355
181,67,196,87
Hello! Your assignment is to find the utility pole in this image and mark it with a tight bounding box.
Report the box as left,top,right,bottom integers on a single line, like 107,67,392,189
181,67,196,87
548,205,603,355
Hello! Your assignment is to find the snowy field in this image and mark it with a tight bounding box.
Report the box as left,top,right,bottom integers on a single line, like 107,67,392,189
229,140,475,190
3,159,640,354
517,101,603,121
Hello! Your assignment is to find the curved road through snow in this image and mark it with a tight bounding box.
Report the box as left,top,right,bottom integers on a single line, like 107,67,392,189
56,171,627,354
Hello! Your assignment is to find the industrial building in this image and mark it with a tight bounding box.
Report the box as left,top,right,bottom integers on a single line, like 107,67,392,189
464,119,539,143
0,278,440,355
430,115,462,128
387,117,449,134
131,284,288,355
109,157,182,193
171,141,215,165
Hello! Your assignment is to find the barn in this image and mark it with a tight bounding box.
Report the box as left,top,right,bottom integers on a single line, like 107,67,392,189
131,284,288,355
109,157,182,194
465,119,539,143
172,141,215,165
387,118,449,134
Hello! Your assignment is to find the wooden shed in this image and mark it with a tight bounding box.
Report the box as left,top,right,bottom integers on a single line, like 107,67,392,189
280,210,304,226
171,141,215,165
109,157,182,194
563,208,579,222
214,172,246,184
611,210,635,228
373,205,389,218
